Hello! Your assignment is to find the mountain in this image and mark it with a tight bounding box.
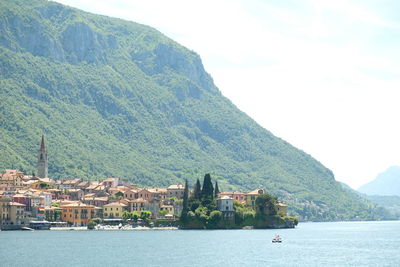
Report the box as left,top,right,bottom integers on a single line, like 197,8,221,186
358,166,400,196
363,195,400,218
0,0,390,220
339,182,396,219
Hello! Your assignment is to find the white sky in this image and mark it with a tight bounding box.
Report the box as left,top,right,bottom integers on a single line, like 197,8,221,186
54,0,400,189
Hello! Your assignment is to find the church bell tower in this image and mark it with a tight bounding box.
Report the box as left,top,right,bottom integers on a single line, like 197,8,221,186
37,135,48,178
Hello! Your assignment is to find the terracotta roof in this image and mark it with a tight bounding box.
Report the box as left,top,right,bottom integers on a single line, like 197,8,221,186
63,178,81,185
130,198,147,203
103,202,127,207
125,189,139,194
12,194,27,198
9,202,25,206
77,181,89,187
61,202,94,208
103,177,119,182
167,184,184,190
38,178,54,184
219,195,234,200
247,189,264,195
67,189,82,193
219,191,245,195
147,188,164,193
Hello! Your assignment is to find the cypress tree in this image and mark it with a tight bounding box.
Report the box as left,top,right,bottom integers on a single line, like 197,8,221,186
193,178,201,200
214,181,220,198
201,173,214,199
181,179,189,222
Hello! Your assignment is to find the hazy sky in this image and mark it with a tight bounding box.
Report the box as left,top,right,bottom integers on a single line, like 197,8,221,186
54,0,400,189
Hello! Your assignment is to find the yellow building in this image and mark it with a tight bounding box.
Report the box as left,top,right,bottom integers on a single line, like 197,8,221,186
0,200,27,226
60,202,95,226
246,189,265,208
277,202,287,216
103,202,127,219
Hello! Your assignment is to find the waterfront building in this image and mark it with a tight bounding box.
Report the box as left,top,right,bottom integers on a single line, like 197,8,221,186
0,200,27,226
103,202,127,219
60,202,95,226
246,189,265,208
217,196,234,220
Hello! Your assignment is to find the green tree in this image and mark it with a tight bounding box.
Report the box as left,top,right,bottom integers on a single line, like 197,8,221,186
122,210,131,221
87,220,97,230
181,179,189,222
214,181,220,198
159,209,168,217
201,173,214,199
255,194,278,215
91,217,102,224
195,206,209,224
193,179,201,200
131,211,139,222
54,209,62,221
115,191,124,199
140,211,152,223
208,210,222,227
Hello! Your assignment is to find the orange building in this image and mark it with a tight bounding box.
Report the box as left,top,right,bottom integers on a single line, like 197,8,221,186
60,202,95,226
219,191,247,203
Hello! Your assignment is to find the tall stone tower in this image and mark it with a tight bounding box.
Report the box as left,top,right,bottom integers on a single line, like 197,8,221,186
37,135,48,178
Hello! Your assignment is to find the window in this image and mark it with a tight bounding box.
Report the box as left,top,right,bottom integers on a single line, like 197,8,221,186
226,206,229,211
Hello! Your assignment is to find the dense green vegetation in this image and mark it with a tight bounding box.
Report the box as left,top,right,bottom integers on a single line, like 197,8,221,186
0,0,393,221
364,195,400,218
180,174,297,229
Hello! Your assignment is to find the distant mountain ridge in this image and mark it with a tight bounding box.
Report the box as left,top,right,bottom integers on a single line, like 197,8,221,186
358,166,400,196
0,0,391,220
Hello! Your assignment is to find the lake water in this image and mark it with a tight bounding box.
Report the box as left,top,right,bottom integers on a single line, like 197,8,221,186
1,221,399,266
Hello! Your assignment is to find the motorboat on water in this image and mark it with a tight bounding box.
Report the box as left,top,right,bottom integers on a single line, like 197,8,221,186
272,234,282,243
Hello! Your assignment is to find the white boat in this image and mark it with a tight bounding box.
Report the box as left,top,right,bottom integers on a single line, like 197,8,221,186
272,235,282,243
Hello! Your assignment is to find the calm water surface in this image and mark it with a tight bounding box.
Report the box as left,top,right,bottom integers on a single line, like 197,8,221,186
1,221,399,266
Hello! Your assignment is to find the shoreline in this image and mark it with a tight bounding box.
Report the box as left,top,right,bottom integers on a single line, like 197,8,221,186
50,226,178,231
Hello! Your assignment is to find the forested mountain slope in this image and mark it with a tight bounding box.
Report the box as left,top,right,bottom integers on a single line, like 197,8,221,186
0,0,390,220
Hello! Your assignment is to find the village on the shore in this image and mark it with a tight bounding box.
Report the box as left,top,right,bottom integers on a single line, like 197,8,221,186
0,136,296,230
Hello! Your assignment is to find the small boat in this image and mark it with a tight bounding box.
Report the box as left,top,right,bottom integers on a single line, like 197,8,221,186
272,234,282,243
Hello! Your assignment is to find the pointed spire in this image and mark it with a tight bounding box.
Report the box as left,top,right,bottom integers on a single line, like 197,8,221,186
40,135,45,150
